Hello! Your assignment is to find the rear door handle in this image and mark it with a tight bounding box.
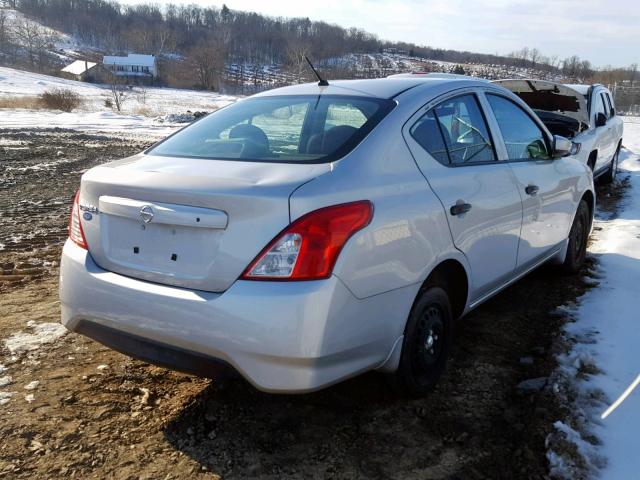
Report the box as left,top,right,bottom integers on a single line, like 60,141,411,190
525,185,539,196
450,201,472,216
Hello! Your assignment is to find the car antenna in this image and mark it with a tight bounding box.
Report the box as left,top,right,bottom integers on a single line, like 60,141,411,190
305,56,329,86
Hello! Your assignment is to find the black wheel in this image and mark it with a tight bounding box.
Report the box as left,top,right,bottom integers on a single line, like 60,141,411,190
389,286,452,396
562,200,590,274
600,146,620,184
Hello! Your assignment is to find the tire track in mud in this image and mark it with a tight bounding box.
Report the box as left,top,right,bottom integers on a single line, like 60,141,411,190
0,129,151,290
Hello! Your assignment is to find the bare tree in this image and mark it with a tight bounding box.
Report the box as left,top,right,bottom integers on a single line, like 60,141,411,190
529,48,541,66
154,25,177,57
187,36,227,90
285,38,312,83
0,10,9,52
107,70,133,112
12,17,55,70
136,84,148,105
630,63,638,87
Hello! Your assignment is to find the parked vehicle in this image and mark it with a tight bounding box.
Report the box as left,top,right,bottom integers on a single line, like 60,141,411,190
494,80,624,183
60,74,594,396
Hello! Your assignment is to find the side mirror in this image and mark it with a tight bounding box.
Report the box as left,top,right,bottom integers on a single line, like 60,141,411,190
595,112,607,127
552,135,573,158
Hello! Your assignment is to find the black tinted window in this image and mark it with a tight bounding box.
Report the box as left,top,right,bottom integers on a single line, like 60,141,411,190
601,93,613,117
409,110,449,165
594,92,607,118
411,94,496,165
150,95,395,163
606,93,615,115
487,94,550,161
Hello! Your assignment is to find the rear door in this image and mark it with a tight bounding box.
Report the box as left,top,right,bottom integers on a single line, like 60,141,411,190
481,91,576,268
592,90,615,171
403,90,522,301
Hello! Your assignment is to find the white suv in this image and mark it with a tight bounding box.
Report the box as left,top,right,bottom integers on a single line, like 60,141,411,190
495,80,624,183
60,74,594,395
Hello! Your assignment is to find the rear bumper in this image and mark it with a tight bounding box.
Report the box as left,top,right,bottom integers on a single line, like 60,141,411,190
74,320,237,379
60,240,414,392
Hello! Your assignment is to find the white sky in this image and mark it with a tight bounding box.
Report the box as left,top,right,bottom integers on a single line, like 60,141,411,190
119,0,640,68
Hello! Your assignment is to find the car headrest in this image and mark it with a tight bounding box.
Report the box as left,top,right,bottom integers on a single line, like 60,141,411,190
307,125,358,155
229,124,269,150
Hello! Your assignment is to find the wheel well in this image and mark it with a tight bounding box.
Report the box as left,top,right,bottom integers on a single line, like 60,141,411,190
587,150,597,171
423,260,468,320
581,189,595,227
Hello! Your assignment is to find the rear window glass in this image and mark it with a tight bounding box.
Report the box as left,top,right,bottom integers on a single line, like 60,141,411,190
149,95,395,163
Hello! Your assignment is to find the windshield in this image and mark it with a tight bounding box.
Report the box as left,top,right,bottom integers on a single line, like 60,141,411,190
149,95,395,163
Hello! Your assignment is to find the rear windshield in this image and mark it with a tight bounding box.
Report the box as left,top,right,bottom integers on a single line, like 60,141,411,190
149,95,395,163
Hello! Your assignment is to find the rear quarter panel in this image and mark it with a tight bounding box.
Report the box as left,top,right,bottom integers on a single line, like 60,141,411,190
289,109,468,301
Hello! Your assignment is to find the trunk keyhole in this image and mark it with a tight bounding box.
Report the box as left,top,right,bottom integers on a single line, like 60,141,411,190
133,247,139,254
171,253,177,261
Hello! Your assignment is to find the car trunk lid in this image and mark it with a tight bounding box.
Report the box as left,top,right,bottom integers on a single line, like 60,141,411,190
493,79,590,136
79,153,329,292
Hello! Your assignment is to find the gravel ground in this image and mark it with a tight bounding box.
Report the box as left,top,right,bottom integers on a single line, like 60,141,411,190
0,129,625,479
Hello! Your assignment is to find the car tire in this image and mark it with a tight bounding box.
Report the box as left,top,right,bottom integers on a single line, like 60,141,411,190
561,200,590,274
600,146,620,184
389,286,452,397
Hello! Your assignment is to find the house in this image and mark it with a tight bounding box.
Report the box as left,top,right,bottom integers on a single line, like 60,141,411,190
102,54,157,84
61,60,98,82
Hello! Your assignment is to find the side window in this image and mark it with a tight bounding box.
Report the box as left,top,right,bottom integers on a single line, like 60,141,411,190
486,94,550,161
600,93,610,118
603,93,615,117
409,110,449,165
410,94,496,166
607,93,616,116
593,92,607,119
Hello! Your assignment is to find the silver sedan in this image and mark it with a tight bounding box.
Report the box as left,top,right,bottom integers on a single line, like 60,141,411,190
60,74,594,395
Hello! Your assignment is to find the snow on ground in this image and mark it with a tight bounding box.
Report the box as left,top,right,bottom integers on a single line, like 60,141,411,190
0,66,237,138
548,117,640,478
3,109,180,138
24,380,39,390
3,320,68,357
0,392,15,406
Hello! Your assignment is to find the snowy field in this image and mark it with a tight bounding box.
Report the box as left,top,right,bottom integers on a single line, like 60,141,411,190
0,66,237,139
548,117,640,478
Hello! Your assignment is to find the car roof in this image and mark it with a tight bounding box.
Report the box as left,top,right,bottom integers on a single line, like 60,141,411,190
252,74,489,100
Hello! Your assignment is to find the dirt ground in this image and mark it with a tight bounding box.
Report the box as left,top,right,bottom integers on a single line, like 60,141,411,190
0,129,626,479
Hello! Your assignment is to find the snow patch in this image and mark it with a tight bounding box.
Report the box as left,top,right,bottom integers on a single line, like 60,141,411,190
3,322,67,356
24,381,39,390
0,375,12,387
547,118,640,478
0,392,15,406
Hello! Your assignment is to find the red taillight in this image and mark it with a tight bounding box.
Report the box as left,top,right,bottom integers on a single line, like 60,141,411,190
241,201,373,281
68,190,88,249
